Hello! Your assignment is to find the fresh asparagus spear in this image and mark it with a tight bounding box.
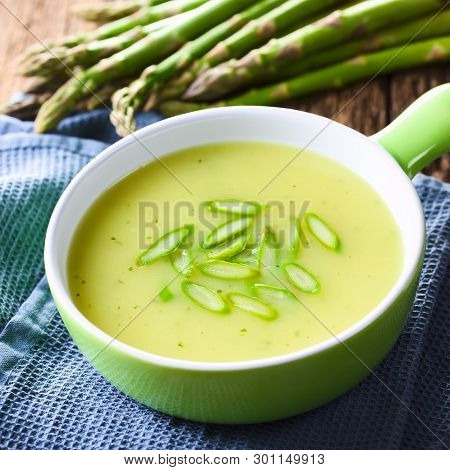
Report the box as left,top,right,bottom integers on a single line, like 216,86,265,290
199,0,347,71
160,36,450,114
23,0,207,58
257,9,450,85
72,0,168,23
35,0,260,133
149,0,349,106
21,13,192,77
111,0,287,135
184,0,447,101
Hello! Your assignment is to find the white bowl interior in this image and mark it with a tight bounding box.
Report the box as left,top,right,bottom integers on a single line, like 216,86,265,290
45,107,424,369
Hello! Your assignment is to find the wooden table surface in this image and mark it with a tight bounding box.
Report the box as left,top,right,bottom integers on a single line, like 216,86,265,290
0,0,449,181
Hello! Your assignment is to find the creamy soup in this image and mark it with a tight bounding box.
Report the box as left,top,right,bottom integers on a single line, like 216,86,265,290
68,142,403,362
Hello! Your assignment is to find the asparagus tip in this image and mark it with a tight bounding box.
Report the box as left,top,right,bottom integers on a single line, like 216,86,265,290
111,87,138,137
183,65,236,102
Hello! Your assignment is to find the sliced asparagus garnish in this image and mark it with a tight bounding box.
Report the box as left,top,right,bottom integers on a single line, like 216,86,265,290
137,225,193,265
208,199,261,216
228,292,277,321
170,248,194,277
283,262,320,293
251,283,296,302
304,213,340,251
181,281,228,313
159,286,174,303
289,217,302,256
257,226,279,269
231,247,257,264
202,216,253,248
198,260,259,280
207,232,248,260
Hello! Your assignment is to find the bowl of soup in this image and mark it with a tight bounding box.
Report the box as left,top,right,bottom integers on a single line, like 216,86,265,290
45,98,439,423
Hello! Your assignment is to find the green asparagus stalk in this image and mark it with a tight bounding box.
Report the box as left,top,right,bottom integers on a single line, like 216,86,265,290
149,0,349,105
201,0,347,69
184,0,447,101
72,0,168,22
259,9,450,84
23,0,207,58
111,0,288,135
21,13,192,77
35,0,260,133
160,36,450,115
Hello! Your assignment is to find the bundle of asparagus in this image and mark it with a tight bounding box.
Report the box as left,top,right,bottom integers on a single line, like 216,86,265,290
2,0,449,136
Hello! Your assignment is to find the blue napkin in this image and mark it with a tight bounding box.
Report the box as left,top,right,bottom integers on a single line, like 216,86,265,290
0,110,448,450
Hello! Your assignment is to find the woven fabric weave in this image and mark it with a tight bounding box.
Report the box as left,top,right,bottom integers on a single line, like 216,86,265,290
0,111,448,450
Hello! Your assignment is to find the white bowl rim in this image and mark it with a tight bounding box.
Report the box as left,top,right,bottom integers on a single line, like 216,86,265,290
44,106,425,372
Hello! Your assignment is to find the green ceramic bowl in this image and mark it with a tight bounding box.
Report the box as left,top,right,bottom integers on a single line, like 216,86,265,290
45,84,450,424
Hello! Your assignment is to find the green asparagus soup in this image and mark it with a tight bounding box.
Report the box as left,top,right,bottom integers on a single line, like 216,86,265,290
68,142,402,362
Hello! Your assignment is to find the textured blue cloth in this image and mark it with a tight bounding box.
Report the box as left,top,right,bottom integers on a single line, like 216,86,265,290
0,110,448,450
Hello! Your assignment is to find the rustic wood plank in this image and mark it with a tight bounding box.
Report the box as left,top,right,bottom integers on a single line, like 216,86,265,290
0,0,98,102
286,78,390,135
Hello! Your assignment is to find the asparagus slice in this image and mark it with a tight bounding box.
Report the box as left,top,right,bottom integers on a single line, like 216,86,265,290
184,0,446,101
181,281,229,313
72,0,167,23
231,247,258,264
228,292,277,320
283,263,320,293
198,260,259,280
160,36,450,115
207,233,249,260
170,248,194,276
35,0,258,133
208,199,261,216
257,227,279,269
159,285,174,302
137,225,193,265
305,213,340,251
111,0,279,134
251,283,296,301
23,0,207,58
289,217,302,256
202,216,254,249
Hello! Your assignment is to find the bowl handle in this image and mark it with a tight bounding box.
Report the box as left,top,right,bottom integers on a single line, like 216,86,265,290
371,84,450,178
